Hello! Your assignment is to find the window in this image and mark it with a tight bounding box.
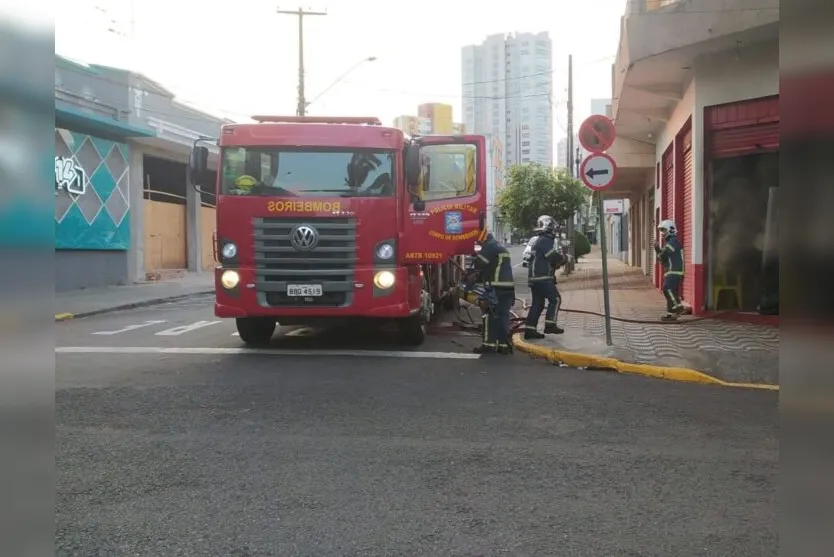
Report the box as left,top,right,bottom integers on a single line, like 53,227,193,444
418,144,478,202
221,147,395,198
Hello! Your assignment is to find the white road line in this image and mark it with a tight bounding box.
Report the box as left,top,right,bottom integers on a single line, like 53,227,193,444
155,321,222,336
55,347,482,359
92,320,167,335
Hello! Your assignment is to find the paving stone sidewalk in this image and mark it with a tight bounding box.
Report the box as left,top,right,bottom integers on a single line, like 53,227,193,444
528,248,779,385
55,273,214,319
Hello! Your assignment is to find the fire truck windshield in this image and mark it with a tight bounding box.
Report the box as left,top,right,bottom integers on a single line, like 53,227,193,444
220,147,395,198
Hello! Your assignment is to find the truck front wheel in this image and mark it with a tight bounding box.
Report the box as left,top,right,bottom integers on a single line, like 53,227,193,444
397,314,426,346
235,317,276,347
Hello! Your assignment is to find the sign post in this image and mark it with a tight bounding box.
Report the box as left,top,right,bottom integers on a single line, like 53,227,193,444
578,115,617,346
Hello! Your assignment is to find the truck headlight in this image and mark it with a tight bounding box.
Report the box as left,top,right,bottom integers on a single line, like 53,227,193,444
376,243,394,260
221,242,237,259
220,270,240,289
373,270,395,289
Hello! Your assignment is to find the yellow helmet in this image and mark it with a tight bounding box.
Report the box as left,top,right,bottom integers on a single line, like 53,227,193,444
234,174,258,190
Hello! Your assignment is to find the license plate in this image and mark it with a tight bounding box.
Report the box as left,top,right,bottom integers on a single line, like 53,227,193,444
287,284,323,297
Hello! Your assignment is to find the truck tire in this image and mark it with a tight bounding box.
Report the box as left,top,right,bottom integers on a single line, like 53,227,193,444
398,314,426,346
235,317,276,347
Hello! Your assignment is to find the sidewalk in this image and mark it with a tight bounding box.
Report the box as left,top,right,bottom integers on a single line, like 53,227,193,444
518,248,779,387
55,273,214,320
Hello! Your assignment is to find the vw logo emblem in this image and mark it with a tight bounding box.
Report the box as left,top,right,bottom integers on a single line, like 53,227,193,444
289,225,319,251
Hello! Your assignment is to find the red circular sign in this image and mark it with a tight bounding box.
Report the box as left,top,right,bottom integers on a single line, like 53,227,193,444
578,114,616,153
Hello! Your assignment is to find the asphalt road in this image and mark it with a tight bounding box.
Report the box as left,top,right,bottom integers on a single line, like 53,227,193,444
56,256,778,556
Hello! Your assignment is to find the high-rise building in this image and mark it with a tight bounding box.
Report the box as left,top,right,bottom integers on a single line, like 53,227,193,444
461,32,553,169
417,103,454,134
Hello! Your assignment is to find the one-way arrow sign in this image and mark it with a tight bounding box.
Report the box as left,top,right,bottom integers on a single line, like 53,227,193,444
580,153,617,192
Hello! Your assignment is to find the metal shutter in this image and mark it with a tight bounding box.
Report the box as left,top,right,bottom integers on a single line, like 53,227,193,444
681,128,694,304
662,146,674,221
707,96,780,158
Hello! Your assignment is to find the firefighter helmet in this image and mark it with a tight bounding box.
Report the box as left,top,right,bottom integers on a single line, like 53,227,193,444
234,174,258,191
658,219,677,236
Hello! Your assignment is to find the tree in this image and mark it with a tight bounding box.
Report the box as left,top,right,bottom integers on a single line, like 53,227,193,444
573,229,592,259
495,164,588,234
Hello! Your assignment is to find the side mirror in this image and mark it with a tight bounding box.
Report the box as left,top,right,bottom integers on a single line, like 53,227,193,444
189,146,209,183
405,143,420,187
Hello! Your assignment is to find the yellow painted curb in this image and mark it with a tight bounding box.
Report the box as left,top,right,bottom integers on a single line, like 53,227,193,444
512,333,778,392
54,313,75,321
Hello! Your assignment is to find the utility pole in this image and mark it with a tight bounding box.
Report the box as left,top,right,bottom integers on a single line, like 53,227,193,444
277,7,326,117
565,54,576,273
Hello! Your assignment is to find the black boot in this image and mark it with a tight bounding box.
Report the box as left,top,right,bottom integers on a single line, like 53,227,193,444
473,344,497,354
496,344,513,355
544,324,564,334
524,328,545,340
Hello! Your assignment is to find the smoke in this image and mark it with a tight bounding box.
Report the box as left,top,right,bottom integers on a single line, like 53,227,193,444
709,154,778,273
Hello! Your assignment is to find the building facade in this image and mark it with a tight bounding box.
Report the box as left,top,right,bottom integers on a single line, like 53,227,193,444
607,0,779,315
461,32,553,169
55,55,227,291
393,115,431,136
417,103,454,134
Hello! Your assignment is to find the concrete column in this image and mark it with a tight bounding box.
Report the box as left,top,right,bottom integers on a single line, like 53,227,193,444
185,169,202,272
127,142,145,282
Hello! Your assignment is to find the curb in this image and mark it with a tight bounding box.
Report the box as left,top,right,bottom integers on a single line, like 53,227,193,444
511,333,778,391
55,290,214,322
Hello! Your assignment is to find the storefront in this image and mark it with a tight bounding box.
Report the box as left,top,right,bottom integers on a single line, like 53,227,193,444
703,95,779,314
55,103,155,291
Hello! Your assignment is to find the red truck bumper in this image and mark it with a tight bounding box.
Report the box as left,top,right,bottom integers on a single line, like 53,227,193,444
214,265,420,320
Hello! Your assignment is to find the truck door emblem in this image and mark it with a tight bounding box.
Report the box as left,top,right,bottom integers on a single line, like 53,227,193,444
289,225,319,251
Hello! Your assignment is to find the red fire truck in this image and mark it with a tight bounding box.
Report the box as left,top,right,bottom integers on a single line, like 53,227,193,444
188,115,487,346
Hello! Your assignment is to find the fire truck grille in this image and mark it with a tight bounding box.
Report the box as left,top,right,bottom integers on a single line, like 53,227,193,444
252,217,357,308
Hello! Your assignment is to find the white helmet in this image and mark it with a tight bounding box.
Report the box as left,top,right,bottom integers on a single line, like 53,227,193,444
658,219,676,236
536,215,556,234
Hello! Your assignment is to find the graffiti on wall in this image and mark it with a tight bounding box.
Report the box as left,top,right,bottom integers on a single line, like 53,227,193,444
55,156,87,196
54,128,131,250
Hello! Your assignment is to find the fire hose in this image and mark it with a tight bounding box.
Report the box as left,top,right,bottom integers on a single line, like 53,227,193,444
447,258,747,335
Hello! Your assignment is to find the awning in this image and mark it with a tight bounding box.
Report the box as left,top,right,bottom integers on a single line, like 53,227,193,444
55,101,156,139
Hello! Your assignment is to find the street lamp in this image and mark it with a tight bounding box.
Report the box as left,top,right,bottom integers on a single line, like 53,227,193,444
305,56,377,110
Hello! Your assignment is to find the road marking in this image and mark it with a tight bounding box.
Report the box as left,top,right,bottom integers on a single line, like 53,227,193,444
92,320,167,336
55,346,482,359
154,320,222,336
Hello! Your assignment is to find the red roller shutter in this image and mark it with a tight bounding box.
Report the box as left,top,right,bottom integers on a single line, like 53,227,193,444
707,96,780,158
661,145,674,221
681,128,694,303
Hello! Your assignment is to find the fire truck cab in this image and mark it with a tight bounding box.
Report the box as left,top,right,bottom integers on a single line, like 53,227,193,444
188,115,487,346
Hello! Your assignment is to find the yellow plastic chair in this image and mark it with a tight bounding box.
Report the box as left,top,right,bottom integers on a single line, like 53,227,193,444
712,271,743,310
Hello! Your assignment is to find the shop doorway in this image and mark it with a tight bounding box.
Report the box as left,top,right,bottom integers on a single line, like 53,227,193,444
706,152,778,312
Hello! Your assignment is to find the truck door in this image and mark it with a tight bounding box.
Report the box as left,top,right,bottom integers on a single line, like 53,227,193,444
400,135,487,264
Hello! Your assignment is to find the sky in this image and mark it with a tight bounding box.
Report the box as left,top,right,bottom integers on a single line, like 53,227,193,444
55,0,626,149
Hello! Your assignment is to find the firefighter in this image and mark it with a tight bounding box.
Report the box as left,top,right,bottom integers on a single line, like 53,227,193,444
524,215,566,339
654,219,685,321
471,233,516,355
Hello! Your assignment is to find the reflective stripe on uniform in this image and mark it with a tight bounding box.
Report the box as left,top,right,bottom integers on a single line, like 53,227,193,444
477,254,490,264
530,276,553,281
494,253,510,283
544,248,558,258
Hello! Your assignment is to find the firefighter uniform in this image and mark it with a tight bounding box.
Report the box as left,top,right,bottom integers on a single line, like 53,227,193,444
472,234,516,355
524,217,566,339
654,219,685,320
